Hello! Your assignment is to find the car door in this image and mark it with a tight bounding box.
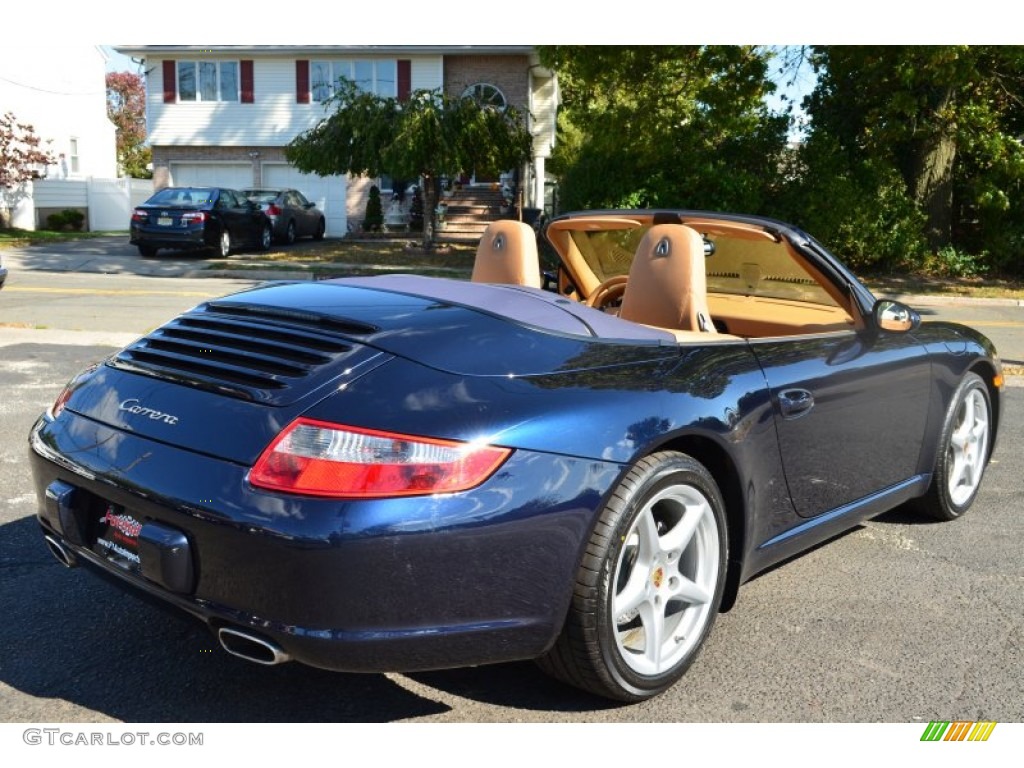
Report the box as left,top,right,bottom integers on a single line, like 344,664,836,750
750,328,932,518
290,191,315,237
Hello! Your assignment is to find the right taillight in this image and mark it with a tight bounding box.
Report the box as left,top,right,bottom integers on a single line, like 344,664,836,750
249,419,512,498
181,211,208,224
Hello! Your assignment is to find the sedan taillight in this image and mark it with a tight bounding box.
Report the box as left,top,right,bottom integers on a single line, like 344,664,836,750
181,211,208,224
131,209,148,222
265,204,282,217
249,419,512,498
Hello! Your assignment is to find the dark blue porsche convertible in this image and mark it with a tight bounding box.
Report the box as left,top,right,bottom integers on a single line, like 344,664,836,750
29,210,1002,702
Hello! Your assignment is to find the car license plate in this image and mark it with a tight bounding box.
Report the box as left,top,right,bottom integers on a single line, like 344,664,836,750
158,216,172,226
94,504,143,574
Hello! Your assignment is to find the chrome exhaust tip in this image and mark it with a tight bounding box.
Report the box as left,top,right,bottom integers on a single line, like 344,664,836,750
217,627,291,666
44,534,78,568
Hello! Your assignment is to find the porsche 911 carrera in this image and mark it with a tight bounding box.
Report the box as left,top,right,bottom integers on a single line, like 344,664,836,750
29,210,1002,701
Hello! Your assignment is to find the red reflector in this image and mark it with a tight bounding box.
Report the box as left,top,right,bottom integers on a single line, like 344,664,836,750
249,419,512,498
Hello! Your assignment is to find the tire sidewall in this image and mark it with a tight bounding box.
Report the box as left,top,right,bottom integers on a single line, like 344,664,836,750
594,454,728,698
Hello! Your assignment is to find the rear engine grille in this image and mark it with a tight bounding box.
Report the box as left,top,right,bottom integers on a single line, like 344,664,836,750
110,302,377,403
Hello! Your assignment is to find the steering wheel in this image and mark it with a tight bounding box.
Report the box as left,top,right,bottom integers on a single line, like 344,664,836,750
586,275,629,309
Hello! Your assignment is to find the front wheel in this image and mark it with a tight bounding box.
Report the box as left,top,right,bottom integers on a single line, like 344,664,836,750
537,451,728,701
914,372,992,521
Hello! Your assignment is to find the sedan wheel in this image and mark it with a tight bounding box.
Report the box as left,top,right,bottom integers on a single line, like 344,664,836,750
260,223,272,251
313,218,325,241
285,221,297,245
537,451,727,701
218,229,231,258
915,372,991,521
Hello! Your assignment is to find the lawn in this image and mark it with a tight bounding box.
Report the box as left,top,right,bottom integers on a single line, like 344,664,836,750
0,228,127,249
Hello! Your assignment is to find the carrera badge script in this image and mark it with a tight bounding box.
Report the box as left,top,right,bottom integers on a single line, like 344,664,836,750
118,398,179,425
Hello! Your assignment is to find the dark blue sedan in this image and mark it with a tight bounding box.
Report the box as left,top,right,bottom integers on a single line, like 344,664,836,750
130,186,272,258
30,210,1002,701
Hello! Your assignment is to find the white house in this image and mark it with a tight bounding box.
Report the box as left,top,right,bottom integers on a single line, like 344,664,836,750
0,45,118,180
0,45,120,229
114,46,559,237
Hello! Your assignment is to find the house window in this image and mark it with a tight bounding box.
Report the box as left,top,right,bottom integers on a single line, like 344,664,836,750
178,61,240,102
310,59,398,102
462,83,507,110
69,138,80,174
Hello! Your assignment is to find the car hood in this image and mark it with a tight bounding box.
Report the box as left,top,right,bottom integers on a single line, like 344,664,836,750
56,277,680,464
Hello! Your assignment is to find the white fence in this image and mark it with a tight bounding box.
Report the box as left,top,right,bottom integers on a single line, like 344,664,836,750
2,177,153,231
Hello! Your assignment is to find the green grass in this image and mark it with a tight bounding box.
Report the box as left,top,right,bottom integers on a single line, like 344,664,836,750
0,228,127,249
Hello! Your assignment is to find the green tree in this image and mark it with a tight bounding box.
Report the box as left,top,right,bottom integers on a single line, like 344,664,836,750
798,46,1024,273
286,81,532,248
106,71,151,178
538,46,788,213
363,184,383,232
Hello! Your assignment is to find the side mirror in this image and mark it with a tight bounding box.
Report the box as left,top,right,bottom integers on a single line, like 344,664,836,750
872,298,920,333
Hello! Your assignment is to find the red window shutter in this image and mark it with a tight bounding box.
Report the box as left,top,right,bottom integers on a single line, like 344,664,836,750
296,60,310,104
397,59,411,102
240,60,254,103
163,60,176,103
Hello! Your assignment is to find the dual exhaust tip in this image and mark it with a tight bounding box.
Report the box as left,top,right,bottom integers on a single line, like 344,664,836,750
44,533,290,667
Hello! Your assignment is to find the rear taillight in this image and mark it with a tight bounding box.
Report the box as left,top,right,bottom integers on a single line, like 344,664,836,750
265,204,282,217
181,211,208,224
131,209,148,222
249,419,512,498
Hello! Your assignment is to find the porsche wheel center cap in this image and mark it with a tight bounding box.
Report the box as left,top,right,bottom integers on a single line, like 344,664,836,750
652,567,664,589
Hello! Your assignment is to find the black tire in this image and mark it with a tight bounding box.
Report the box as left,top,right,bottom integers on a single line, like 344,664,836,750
138,244,158,258
313,218,326,241
259,222,272,251
217,228,231,258
285,220,297,245
537,451,728,702
913,372,992,521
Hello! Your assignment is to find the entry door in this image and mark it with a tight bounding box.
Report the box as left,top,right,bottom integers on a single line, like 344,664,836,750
751,330,933,518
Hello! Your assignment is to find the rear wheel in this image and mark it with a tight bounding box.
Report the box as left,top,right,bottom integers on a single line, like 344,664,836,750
313,218,326,241
285,221,297,245
259,222,272,251
217,229,231,258
914,372,992,521
537,451,727,701
138,244,158,258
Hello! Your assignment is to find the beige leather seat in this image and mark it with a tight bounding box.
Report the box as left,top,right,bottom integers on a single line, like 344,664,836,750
471,220,542,289
619,224,716,333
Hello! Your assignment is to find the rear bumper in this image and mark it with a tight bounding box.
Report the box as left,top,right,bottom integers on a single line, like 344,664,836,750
29,410,616,673
130,223,211,250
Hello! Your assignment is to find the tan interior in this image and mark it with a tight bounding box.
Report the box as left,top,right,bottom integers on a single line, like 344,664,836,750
544,213,862,340
471,220,542,289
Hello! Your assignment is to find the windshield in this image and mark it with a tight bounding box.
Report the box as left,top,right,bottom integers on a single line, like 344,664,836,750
567,225,837,305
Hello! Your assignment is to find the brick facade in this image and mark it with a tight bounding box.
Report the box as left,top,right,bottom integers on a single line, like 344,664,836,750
443,55,530,111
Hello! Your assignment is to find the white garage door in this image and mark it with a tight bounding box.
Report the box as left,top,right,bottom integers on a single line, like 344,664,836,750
262,164,347,237
170,163,252,190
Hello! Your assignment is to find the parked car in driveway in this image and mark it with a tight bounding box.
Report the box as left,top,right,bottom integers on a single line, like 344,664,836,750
130,187,272,258
241,188,326,244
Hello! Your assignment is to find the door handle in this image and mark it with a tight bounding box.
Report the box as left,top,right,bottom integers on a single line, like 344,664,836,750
778,388,815,419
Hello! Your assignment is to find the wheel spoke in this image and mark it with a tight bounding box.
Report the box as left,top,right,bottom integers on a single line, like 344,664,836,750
615,563,651,618
948,451,968,491
634,506,661,561
666,571,712,606
637,600,666,671
660,499,708,555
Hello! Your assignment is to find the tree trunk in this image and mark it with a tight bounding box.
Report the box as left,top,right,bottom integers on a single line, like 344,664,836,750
912,129,957,250
421,174,435,251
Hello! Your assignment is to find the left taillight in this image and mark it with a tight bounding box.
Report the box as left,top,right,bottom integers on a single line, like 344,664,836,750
131,208,148,222
47,363,99,419
249,419,512,498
